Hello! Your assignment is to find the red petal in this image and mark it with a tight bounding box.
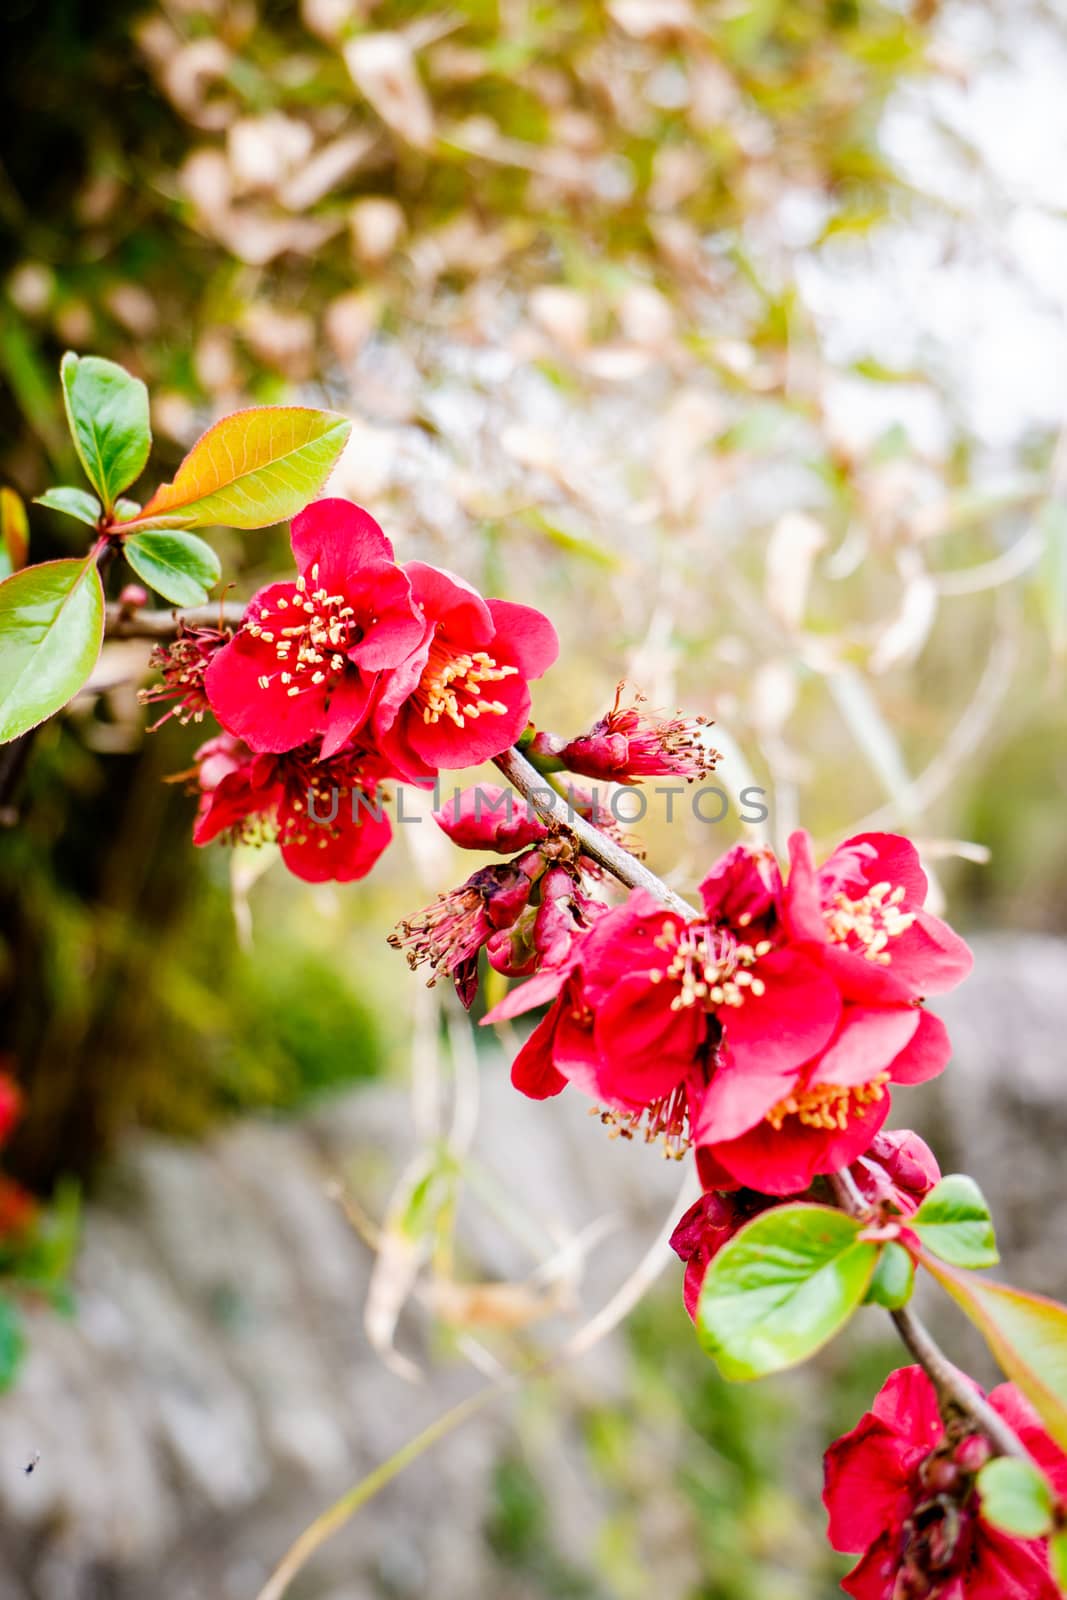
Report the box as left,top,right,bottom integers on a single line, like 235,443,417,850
290,498,393,583
510,1004,569,1100
319,670,376,759
405,561,494,641
485,597,559,679
811,1006,920,1090
887,1009,952,1085
280,807,392,883
720,948,841,1076
824,1413,918,1554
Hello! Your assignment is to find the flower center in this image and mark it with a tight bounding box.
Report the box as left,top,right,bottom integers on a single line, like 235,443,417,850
650,922,772,1010
246,565,362,700
415,634,517,728
824,881,916,965
764,1073,890,1132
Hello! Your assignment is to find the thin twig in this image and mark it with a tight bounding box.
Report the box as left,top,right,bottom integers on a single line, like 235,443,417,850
491,745,698,918
828,1172,1027,1460
105,600,247,638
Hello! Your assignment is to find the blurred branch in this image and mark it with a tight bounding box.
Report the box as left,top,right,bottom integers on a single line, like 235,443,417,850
105,601,246,638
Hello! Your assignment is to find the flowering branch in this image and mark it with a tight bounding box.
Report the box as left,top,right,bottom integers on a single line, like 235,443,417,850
490,745,698,919
499,748,1033,1466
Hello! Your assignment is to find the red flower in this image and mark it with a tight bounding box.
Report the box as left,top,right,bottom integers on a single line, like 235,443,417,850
670,1191,777,1320
0,1073,21,1146
824,1367,1067,1600
534,684,718,784
692,833,971,1193
372,563,558,781
432,784,551,854
489,847,842,1162
192,732,393,883
204,499,425,759
488,833,970,1191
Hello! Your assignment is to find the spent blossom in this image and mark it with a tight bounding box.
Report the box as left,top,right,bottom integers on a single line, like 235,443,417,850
529,684,718,784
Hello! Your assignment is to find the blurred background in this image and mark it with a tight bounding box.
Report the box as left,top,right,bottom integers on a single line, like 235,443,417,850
0,0,1066,1595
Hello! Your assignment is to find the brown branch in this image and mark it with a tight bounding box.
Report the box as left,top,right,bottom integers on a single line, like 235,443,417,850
828,1172,1028,1460
491,745,699,919
105,600,247,639
498,755,1029,1463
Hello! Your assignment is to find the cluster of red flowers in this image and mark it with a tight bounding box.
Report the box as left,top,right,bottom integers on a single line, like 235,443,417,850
484,830,970,1193
146,495,1048,1599
149,499,558,880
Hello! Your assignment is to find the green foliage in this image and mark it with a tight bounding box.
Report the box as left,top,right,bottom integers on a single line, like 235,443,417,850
126,407,352,532
33,487,102,528
863,1241,915,1310
1050,1529,1067,1595
976,1456,1055,1539
910,1175,999,1269
697,1205,878,1381
0,556,104,741
60,352,151,514
123,530,221,605
0,1297,25,1392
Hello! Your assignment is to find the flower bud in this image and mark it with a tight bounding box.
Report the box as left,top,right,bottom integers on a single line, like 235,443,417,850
118,583,148,610
555,685,717,785
954,1434,992,1475
851,1129,941,1215
432,784,551,853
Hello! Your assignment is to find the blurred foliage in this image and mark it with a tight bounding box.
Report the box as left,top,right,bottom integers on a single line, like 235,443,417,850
483,1289,910,1600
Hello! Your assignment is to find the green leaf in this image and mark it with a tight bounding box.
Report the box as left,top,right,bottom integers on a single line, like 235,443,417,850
864,1241,915,1310
125,406,352,532
911,1175,999,1269
0,556,105,742
124,531,221,606
696,1204,879,1381
1050,1528,1067,1594
922,1255,1067,1452
0,487,28,577
34,486,103,529
60,352,151,513
0,1296,24,1390
976,1456,1054,1538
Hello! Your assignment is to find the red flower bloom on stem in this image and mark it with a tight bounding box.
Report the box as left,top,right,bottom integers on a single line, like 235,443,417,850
692,832,972,1193
204,499,425,759
488,845,842,1161
488,832,970,1189
192,732,393,883
824,1367,1067,1600
389,855,537,1008
372,564,558,781
530,685,718,785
